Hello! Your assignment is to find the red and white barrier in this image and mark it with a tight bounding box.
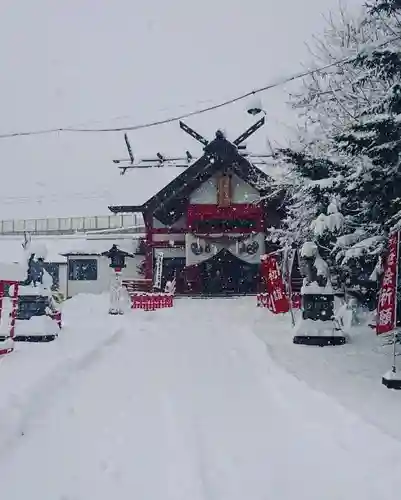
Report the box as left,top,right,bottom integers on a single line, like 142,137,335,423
257,293,272,309
131,293,174,311
257,292,301,310
0,338,14,356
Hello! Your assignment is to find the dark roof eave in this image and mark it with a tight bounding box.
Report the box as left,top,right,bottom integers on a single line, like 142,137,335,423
61,252,101,257
108,205,145,214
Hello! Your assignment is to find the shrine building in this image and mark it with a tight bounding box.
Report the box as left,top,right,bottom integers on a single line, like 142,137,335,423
109,120,284,295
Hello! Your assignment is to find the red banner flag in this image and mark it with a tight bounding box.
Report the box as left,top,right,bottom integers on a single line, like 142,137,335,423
377,232,400,335
261,255,290,314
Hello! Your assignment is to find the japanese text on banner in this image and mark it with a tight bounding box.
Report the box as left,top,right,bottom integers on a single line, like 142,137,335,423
377,232,399,335
261,255,290,314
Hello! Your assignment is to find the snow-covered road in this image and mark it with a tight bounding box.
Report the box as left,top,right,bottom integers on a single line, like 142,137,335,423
1,296,401,499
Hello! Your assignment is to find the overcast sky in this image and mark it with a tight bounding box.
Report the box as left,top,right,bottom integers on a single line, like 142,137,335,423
0,0,363,219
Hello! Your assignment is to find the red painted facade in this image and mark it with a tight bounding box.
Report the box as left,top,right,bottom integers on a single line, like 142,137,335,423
144,202,269,294
187,203,263,231
109,127,283,294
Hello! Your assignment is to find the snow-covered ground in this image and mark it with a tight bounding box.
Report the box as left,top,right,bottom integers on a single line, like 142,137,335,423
1,295,401,499
253,306,401,441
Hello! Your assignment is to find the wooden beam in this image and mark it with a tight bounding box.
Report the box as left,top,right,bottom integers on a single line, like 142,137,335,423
233,116,265,146
179,121,209,146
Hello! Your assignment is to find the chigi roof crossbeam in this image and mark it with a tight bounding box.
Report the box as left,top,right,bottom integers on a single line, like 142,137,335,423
112,118,272,174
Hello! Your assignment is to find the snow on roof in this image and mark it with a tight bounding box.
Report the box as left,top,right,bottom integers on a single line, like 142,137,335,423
0,236,75,264
0,159,276,222
61,237,140,256
110,159,282,209
0,262,27,281
0,234,143,265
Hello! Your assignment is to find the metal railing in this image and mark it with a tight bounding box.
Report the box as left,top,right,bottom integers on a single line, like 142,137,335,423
0,214,144,235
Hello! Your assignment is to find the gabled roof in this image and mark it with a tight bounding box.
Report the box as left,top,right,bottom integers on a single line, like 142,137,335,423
109,133,274,225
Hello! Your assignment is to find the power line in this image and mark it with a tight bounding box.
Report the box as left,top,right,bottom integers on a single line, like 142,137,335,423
0,34,399,140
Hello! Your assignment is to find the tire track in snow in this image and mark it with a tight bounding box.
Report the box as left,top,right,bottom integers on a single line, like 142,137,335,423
160,300,401,500
0,324,126,458
159,394,214,500
147,304,281,499
115,310,216,500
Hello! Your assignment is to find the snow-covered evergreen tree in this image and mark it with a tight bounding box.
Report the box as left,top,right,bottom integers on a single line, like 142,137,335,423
272,0,401,289
336,1,401,234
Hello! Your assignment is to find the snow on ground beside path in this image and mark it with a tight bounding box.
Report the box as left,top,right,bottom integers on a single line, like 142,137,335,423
253,301,401,441
1,297,401,499
0,294,130,456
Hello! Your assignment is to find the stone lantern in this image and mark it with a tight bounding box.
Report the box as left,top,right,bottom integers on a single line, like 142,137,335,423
101,244,133,315
293,241,346,346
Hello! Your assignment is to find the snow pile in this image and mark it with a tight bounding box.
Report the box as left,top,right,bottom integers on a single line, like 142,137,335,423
300,242,333,293
383,370,401,382
314,253,329,277
0,262,26,281
310,200,344,237
343,235,384,261
335,229,366,249
370,256,384,281
17,284,51,297
300,241,317,258
29,241,47,260
16,315,59,337
42,268,53,290
335,301,355,331
294,317,338,337
0,337,14,355
301,280,334,295
309,177,337,189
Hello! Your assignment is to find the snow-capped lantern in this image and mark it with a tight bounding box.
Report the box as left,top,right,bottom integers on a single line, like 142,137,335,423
101,245,134,315
293,240,346,346
101,244,133,272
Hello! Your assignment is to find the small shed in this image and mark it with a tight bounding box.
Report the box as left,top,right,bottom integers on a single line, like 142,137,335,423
61,235,145,297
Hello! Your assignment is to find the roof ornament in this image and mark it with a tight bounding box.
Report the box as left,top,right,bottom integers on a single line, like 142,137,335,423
113,113,269,174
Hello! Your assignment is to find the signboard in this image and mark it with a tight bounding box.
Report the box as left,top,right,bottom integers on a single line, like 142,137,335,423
261,254,290,314
153,252,164,290
377,232,400,335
